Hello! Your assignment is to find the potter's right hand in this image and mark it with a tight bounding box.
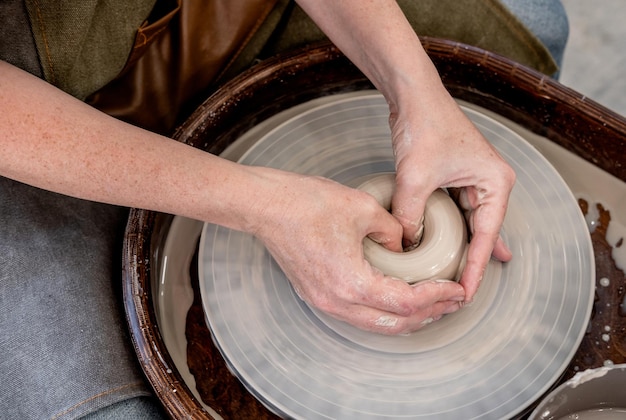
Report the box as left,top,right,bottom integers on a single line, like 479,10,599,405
248,167,466,335
388,90,515,304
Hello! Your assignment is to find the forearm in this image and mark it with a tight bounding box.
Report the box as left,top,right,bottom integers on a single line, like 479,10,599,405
0,60,273,232
295,0,446,107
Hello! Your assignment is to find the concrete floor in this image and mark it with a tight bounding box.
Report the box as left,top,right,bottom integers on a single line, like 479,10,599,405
560,0,626,116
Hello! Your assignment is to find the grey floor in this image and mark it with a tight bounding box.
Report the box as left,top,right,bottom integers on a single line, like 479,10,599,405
560,0,626,116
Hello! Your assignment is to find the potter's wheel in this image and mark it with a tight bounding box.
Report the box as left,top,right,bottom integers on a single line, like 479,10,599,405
197,92,594,419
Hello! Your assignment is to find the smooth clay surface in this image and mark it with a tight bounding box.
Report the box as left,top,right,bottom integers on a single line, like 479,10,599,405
358,173,467,283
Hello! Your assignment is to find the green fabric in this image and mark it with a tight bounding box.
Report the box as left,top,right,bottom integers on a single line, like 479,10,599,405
24,0,156,100
229,0,557,78
23,0,557,101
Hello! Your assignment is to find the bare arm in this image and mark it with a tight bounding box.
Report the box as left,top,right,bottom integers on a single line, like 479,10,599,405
0,60,260,229
297,0,516,301
295,0,442,108
0,60,465,333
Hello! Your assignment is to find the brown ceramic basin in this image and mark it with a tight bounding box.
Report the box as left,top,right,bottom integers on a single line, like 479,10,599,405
123,39,626,419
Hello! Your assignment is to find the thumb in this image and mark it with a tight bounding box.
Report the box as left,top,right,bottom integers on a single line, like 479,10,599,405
391,183,429,248
366,203,404,253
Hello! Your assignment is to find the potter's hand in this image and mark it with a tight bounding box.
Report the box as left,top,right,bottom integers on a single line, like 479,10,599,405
293,0,514,303
390,92,515,303
251,168,466,334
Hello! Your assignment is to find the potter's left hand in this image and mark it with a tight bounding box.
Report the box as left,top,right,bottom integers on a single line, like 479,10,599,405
389,86,515,303
294,0,515,302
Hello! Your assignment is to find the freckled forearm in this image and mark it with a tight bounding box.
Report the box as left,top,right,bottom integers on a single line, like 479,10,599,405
0,60,276,233
295,0,445,104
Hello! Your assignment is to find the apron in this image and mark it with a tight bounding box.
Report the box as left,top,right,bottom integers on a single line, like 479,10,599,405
20,0,556,134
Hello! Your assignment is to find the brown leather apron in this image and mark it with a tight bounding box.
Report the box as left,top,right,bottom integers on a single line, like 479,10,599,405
86,0,283,134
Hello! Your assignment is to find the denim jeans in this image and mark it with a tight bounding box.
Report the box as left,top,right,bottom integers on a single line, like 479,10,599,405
0,177,165,419
500,0,569,71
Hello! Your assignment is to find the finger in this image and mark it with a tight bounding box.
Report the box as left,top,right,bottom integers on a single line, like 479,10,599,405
356,276,465,317
459,231,494,302
329,299,463,335
366,204,404,253
397,300,464,333
367,211,403,252
409,279,466,304
492,236,512,262
456,183,511,301
390,179,430,246
459,205,505,301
